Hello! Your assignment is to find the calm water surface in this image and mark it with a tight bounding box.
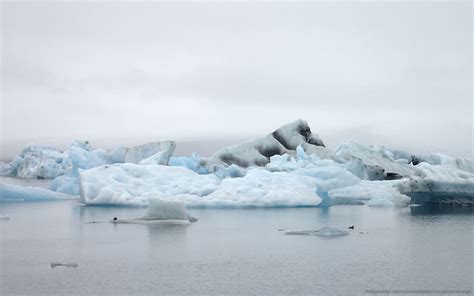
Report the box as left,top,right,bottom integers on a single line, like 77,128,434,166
0,201,472,296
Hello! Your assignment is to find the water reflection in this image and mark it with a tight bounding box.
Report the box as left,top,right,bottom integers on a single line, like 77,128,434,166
410,205,474,216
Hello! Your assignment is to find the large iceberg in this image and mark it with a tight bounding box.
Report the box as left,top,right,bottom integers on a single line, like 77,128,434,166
402,163,474,205
3,119,472,207
0,145,70,179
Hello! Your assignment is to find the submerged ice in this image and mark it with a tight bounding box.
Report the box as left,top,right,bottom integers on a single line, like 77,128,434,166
1,119,472,207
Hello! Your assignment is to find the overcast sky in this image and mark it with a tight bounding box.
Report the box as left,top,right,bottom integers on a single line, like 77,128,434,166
1,1,472,159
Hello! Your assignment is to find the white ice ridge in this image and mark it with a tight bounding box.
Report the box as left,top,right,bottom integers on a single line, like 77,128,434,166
111,198,196,225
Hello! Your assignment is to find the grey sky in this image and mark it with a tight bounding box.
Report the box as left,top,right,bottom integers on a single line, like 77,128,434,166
1,1,472,160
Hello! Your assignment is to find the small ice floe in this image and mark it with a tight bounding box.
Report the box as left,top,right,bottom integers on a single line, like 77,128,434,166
51,262,78,268
111,198,197,226
359,231,369,234
285,227,350,238
0,214,10,220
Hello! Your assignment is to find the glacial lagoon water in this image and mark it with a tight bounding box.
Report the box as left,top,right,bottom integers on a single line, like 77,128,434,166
0,200,472,296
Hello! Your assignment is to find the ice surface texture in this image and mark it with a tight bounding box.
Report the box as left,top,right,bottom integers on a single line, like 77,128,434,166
212,119,325,168
79,164,321,207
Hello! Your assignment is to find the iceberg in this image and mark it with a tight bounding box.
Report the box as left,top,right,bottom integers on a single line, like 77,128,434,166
111,198,196,225
0,145,70,179
0,182,77,202
1,140,176,181
3,119,472,207
79,163,321,207
402,163,474,205
79,164,221,206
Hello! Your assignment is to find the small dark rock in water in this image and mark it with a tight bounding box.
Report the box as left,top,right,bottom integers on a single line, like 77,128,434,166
113,217,118,221
51,262,78,268
348,225,355,229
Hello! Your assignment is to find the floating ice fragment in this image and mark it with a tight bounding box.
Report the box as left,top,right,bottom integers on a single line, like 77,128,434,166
51,262,78,268
110,198,196,225
285,227,350,238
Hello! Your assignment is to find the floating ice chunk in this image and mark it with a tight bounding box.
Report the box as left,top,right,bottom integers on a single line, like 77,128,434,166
285,227,350,238
0,214,10,220
111,198,196,225
141,198,195,221
329,180,411,207
51,262,78,268
0,182,78,202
